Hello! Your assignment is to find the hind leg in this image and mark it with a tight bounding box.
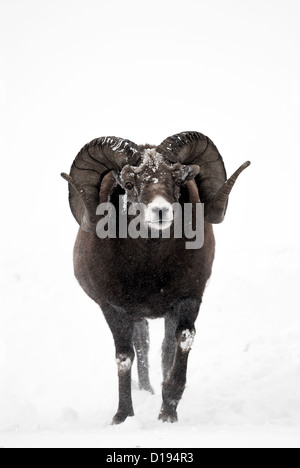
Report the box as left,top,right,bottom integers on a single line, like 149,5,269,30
133,319,154,394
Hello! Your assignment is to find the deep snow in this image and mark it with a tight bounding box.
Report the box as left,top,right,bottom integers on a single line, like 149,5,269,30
0,244,299,448
1,0,300,449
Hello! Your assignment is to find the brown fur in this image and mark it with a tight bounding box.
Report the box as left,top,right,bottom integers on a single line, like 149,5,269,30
62,132,250,424
74,167,215,424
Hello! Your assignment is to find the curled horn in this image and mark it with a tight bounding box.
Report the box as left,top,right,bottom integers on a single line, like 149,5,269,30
206,161,251,223
61,137,139,231
157,131,250,223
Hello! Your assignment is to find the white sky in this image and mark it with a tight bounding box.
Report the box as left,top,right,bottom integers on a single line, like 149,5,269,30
0,0,299,253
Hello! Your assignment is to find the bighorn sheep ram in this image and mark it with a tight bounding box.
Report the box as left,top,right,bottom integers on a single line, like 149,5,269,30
61,131,250,424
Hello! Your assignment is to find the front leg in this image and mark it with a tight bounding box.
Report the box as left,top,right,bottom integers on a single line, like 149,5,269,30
101,303,135,425
162,317,177,381
114,351,135,424
159,299,199,423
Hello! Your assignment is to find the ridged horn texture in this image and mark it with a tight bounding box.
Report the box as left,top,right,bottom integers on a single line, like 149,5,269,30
157,131,250,223
61,137,139,231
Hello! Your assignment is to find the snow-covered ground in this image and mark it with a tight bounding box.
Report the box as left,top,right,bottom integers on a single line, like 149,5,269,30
1,0,300,449
0,244,299,448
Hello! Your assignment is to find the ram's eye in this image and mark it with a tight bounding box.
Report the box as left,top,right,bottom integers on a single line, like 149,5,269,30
125,182,134,191
176,179,182,187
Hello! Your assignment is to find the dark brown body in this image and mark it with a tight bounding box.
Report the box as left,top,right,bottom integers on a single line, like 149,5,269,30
75,223,215,319
62,132,250,424
74,185,215,424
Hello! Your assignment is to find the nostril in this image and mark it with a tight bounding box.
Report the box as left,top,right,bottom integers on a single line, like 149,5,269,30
152,207,169,224
152,207,173,224
152,205,169,213
147,198,174,227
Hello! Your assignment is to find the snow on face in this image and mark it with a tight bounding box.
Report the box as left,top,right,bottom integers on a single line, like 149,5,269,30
120,148,180,225
135,149,178,204
180,330,195,352
137,149,174,185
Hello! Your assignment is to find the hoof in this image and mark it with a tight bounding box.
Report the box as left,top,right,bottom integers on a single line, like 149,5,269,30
112,411,134,425
158,407,178,423
139,384,155,395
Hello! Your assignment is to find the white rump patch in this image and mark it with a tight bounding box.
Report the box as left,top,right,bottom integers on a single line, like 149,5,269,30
116,355,132,373
180,330,195,352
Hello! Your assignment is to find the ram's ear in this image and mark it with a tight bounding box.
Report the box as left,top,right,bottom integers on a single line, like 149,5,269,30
182,165,201,182
185,179,201,204
99,172,119,204
112,169,122,186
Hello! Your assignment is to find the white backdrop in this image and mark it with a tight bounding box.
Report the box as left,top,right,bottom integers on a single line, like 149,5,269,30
0,0,300,448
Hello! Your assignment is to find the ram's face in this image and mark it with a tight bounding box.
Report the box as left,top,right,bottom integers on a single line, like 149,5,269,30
63,132,250,233
119,149,192,231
